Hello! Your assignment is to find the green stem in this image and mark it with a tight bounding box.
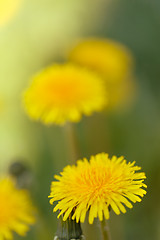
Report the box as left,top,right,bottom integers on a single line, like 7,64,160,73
64,123,80,164
100,219,111,240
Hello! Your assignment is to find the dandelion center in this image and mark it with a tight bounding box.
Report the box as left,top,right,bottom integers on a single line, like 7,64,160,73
40,76,90,107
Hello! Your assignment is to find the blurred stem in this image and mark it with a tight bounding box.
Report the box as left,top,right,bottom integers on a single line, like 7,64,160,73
100,219,111,240
64,123,80,164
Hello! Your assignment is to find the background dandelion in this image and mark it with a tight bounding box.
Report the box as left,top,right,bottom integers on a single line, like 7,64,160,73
23,64,107,125
69,38,135,109
0,177,35,240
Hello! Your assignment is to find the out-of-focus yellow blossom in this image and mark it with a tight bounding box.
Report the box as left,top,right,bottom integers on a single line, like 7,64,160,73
23,64,107,125
49,153,147,224
0,0,21,27
0,177,35,240
69,38,135,108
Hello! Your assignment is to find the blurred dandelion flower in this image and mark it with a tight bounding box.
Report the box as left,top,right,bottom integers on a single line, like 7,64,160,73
23,64,107,125
49,153,147,224
69,38,133,83
0,177,35,240
0,0,21,27
69,38,135,108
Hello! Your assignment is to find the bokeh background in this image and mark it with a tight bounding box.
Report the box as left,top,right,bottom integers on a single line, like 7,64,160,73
0,0,160,239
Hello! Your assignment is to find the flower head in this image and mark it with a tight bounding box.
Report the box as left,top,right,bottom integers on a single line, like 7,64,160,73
0,177,35,240
69,38,135,108
49,153,147,224
23,64,107,125
69,38,133,83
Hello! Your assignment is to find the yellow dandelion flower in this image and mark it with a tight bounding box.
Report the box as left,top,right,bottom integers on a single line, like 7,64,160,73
0,177,35,240
23,64,107,125
49,153,147,224
0,0,21,27
69,38,133,83
69,38,135,108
